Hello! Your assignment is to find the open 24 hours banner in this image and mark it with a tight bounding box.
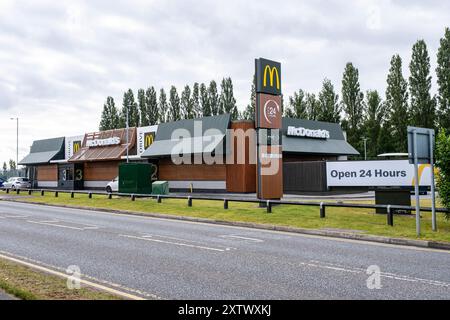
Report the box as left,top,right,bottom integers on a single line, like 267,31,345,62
326,160,436,187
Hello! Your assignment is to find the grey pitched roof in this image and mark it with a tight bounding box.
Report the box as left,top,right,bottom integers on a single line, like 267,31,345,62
19,137,65,165
282,118,346,140
142,114,231,158
281,118,359,156
283,137,359,155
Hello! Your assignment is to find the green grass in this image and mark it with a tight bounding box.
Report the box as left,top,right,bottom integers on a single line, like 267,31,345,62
0,258,121,300
15,192,450,243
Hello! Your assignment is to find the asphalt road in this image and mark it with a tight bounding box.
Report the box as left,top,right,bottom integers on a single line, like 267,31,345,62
0,201,449,300
0,290,15,300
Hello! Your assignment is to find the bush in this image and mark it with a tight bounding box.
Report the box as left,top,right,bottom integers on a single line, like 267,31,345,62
436,129,450,220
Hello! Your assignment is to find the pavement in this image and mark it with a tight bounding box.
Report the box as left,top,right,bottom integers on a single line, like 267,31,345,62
0,201,449,300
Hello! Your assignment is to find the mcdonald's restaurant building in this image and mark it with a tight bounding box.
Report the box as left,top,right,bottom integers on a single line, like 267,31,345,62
19,114,358,194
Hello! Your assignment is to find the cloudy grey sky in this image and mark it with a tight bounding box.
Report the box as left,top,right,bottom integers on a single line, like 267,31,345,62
1,0,449,167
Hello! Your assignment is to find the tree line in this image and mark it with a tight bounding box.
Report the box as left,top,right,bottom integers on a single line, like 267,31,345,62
99,78,239,131
280,28,450,158
99,28,450,159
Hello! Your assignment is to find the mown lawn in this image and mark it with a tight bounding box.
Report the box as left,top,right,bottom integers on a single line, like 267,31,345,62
16,192,450,243
0,257,121,300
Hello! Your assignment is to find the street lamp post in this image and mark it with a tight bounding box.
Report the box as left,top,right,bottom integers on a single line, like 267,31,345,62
363,137,368,160
126,106,129,163
10,117,18,170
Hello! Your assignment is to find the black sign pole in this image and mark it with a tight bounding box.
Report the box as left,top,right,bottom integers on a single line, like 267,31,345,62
256,104,262,200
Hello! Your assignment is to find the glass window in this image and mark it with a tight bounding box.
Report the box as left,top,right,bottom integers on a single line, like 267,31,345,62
66,169,73,181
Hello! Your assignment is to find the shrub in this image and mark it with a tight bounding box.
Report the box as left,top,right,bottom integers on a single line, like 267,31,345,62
436,129,450,220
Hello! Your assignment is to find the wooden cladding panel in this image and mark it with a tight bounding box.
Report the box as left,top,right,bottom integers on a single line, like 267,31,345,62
84,161,119,181
257,145,283,199
36,165,58,181
226,121,257,193
158,160,226,181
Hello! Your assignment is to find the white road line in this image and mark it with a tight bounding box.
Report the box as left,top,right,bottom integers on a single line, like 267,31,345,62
142,234,212,244
0,252,148,300
300,260,450,288
0,215,30,219
120,234,231,252
219,235,264,243
27,220,99,231
0,249,162,300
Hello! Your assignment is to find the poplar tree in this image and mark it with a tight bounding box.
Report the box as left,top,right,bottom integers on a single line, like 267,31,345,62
363,90,385,158
192,83,202,118
288,90,307,119
242,75,256,120
138,89,148,126
158,88,168,123
409,40,436,129
169,86,181,121
305,93,319,121
200,83,211,117
341,63,364,153
208,80,219,115
9,160,16,170
99,96,119,130
385,54,409,152
2,162,7,173
219,77,237,116
317,78,340,123
120,89,139,127
436,27,450,131
146,86,159,125
181,85,194,119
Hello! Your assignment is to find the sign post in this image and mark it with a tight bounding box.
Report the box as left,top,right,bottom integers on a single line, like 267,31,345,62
429,131,436,231
255,58,283,200
413,130,420,235
407,126,436,236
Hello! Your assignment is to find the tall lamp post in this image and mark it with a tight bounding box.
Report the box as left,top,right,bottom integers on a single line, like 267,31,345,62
10,117,18,171
126,105,129,163
362,137,368,160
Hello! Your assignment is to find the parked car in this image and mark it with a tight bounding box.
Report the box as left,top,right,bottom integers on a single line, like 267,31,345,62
3,177,32,190
0,178,4,188
106,176,119,193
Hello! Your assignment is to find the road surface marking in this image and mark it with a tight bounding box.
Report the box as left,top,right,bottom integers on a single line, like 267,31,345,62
0,249,162,300
300,260,450,288
0,214,30,219
219,235,264,243
0,252,150,300
120,234,232,252
27,219,99,231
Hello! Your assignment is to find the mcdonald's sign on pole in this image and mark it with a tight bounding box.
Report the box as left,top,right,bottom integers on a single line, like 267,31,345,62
255,58,283,200
255,58,281,96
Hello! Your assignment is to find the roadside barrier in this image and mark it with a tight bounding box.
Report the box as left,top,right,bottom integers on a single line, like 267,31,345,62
1,187,448,227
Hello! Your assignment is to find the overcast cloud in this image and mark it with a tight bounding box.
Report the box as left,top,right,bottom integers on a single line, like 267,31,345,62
0,0,449,166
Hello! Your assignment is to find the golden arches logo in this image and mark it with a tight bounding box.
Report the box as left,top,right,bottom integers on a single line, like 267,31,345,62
263,65,280,89
411,164,440,185
73,141,81,153
144,133,154,149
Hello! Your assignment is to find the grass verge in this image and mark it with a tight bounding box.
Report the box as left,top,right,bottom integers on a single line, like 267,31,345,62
13,192,450,243
0,257,121,300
